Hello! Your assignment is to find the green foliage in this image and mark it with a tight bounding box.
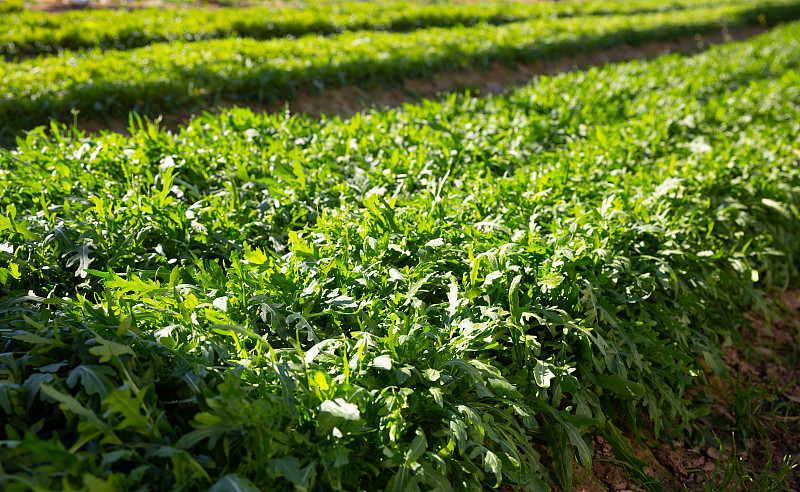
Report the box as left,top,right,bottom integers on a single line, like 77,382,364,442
3,0,800,145
2,19,800,491
0,0,748,59
0,0,23,14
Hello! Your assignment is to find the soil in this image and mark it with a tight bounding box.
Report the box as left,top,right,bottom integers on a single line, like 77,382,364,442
572,290,800,492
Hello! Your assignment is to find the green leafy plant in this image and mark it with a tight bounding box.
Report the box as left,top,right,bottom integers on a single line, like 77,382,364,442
0,0,23,13
3,0,800,145
2,20,800,491
0,0,751,59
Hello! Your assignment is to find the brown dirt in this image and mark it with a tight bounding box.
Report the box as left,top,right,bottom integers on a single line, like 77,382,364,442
73,25,767,139
583,290,800,492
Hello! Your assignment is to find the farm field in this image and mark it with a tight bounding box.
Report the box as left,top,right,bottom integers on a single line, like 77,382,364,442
1,0,800,491
4,0,800,144
0,0,750,58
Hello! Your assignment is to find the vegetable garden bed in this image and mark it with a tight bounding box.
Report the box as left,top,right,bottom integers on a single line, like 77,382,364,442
1,0,747,58
2,17,799,490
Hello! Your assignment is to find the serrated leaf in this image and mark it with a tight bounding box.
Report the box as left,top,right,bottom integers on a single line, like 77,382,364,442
486,375,522,398
311,371,330,392
396,367,412,385
100,449,134,467
106,274,160,294
168,265,181,288
563,420,592,468
244,247,269,266
449,416,468,452
89,338,134,363
23,373,53,407
545,405,593,470
83,474,117,492
11,332,67,347
602,421,651,484
447,279,460,317
539,270,563,291
104,388,149,432
66,365,115,398
325,295,357,308
212,296,228,312
761,198,790,218
63,241,95,278
275,363,296,417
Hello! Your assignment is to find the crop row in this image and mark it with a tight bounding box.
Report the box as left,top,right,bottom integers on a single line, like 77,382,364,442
2,20,800,491
1,0,749,59
3,0,800,147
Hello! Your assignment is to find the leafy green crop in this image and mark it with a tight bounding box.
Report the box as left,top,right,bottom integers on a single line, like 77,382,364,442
2,20,800,491
0,0,747,59
3,0,800,146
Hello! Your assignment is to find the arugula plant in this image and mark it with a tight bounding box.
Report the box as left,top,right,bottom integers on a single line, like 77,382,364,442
0,0,747,59
1,20,800,491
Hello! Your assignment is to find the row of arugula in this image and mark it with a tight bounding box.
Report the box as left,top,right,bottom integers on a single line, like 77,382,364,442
0,0,743,59
4,0,800,146
1,18,800,491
